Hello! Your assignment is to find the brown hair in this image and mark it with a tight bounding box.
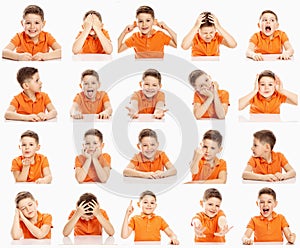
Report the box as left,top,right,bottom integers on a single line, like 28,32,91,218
142,69,161,84
258,187,276,200
253,130,276,150
84,129,103,143
17,67,39,88
23,5,44,21
139,190,156,201
188,69,207,88
77,193,98,215
199,11,215,29
203,130,223,147
81,69,100,82
83,10,102,22
15,191,35,207
203,188,222,201
136,6,155,19
138,128,158,143
259,10,278,22
258,70,275,83
21,130,39,144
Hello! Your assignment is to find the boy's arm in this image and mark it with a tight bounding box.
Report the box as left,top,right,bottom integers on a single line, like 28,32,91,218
212,89,228,119
19,211,51,239
5,105,40,121
126,99,139,119
11,209,23,240
162,161,177,177
242,164,279,182
35,167,52,184
44,103,57,120
193,93,214,119
246,42,263,61
121,200,134,239
12,164,30,182
211,14,237,48
70,102,83,119
239,75,259,110
283,227,296,244
202,170,227,184
164,227,179,245
156,21,177,48
99,101,113,119
242,228,253,245
181,16,201,50
2,42,33,61
75,156,92,183
118,23,135,53
92,152,110,183
153,100,166,119
189,147,204,174
32,42,62,61
123,162,155,179
275,75,298,105
281,163,296,180
93,16,113,54
279,41,294,60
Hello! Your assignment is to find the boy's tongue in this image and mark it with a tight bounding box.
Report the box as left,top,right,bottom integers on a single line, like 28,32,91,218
87,90,94,98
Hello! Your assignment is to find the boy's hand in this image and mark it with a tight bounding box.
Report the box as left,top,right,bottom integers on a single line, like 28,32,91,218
214,225,233,236
82,148,92,159
287,233,296,244
22,158,32,167
242,236,253,245
275,75,283,92
264,174,279,182
18,52,33,61
98,110,110,119
152,170,165,179
254,74,259,93
83,14,93,31
278,51,291,60
37,112,48,121
18,209,27,222
123,22,136,34
89,200,101,217
207,13,221,29
125,200,134,217
92,14,103,29
92,147,102,159
154,20,168,30
35,178,48,184
251,52,264,61
26,114,42,122
71,110,83,119
192,219,206,238
170,237,179,245
195,13,206,28
153,109,167,119
274,172,286,181
32,52,46,61
194,143,206,159
76,201,91,216
125,106,139,119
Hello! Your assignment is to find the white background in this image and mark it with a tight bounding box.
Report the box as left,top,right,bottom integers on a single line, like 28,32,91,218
0,0,299,247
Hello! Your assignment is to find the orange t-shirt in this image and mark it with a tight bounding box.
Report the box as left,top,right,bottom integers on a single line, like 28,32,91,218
11,31,56,55
20,211,52,239
76,29,110,54
192,158,226,181
11,154,49,182
125,30,171,58
10,92,51,115
129,213,169,241
248,151,288,175
247,212,289,242
250,91,287,114
193,90,229,118
131,90,165,114
192,32,223,56
68,209,109,236
130,151,170,172
74,153,111,182
192,210,226,242
249,30,289,54
73,91,110,114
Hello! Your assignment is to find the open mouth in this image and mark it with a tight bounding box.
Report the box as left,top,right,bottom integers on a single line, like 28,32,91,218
86,89,94,98
262,208,269,215
265,26,272,32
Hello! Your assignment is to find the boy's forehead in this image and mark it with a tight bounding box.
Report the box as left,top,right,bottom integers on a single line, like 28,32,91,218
21,136,37,143
259,193,275,201
18,197,34,206
24,13,43,21
82,75,99,83
259,76,275,83
203,138,219,147
85,134,101,141
261,13,277,20
136,13,154,20
143,76,160,83
141,195,156,201
140,136,157,143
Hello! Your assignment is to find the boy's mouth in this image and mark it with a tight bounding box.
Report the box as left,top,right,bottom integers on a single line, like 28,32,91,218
265,26,272,32
86,89,94,98
262,208,270,215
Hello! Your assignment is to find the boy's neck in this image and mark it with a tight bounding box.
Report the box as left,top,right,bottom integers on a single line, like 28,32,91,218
24,90,37,101
262,152,272,163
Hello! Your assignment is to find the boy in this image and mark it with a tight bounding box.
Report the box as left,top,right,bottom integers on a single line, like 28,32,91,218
188,69,229,119
123,128,177,179
126,69,166,119
75,128,111,183
242,130,296,182
181,12,237,56
246,10,294,61
121,190,179,244
70,69,112,119
4,67,57,122
11,130,52,184
191,188,232,242
72,10,112,55
242,187,296,244
190,130,226,183
118,5,177,58
63,193,114,237
11,191,52,240
239,70,297,114
2,5,61,61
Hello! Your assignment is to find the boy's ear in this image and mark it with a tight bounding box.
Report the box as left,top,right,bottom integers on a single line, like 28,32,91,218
42,21,46,28
35,200,38,207
139,81,143,88
256,200,259,206
137,143,141,150
200,200,203,207
79,83,82,89
133,21,137,27
264,143,271,151
36,144,41,151
100,143,104,149
257,22,260,29
274,200,278,208
154,19,158,25
137,202,140,207
218,146,223,153
22,82,29,90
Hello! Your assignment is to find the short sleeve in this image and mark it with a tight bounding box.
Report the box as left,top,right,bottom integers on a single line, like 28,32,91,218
128,217,135,230
42,214,53,226
159,216,169,230
125,34,135,48
11,157,22,171
11,33,21,47
219,90,229,105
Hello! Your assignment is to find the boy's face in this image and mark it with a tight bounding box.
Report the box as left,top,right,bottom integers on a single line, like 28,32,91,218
141,76,161,98
23,72,42,93
83,135,103,155
22,14,45,40
198,26,216,43
258,76,276,99
194,74,212,93
82,75,100,101
258,13,279,37
136,13,154,35
139,136,159,160
139,195,157,215
257,193,277,219
17,197,38,219
251,138,268,157
201,139,222,162
201,197,221,218
20,136,40,158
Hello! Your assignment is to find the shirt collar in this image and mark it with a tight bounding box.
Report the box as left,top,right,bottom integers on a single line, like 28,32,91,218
22,91,41,102
260,30,280,40
138,29,157,39
140,212,156,219
260,211,278,220
24,31,45,43
201,157,220,166
257,91,279,101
